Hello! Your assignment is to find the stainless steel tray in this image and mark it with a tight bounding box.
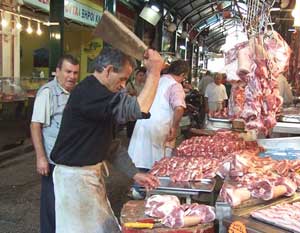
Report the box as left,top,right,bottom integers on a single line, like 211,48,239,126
257,137,300,150
135,177,216,194
273,122,300,134
279,115,300,123
208,117,231,123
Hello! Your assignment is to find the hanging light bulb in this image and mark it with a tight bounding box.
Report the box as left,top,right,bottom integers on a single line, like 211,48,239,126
1,12,8,28
26,20,33,34
15,16,22,30
36,21,42,35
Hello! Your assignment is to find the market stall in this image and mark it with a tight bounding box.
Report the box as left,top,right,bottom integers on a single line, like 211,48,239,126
0,76,42,121
118,0,300,230
214,136,300,232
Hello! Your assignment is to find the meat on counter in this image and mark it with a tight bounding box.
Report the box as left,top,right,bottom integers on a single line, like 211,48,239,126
145,195,215,228
251,202,300,233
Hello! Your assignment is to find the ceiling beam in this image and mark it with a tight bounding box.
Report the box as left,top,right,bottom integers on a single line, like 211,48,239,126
177,0,218,27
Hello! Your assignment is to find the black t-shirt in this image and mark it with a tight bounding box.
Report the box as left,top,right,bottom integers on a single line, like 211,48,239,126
51,75,147,167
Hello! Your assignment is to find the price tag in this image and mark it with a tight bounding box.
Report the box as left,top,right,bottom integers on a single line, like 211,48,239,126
228,221,247,233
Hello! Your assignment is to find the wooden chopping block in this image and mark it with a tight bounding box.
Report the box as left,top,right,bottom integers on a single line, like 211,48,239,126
120,200,214,233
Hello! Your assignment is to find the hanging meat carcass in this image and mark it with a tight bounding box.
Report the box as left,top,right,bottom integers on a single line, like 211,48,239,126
226,31,291,134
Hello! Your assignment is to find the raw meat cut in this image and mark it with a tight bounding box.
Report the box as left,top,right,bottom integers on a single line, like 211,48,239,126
251,202,300,233
227,31,291,134
145,195,215,228
145,195,180,219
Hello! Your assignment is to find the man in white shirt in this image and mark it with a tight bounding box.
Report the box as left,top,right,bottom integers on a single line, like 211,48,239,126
30,55,79,233
205,73,228,112
198,70,214,95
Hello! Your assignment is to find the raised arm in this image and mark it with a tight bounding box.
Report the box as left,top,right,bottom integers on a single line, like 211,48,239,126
137,49,164,113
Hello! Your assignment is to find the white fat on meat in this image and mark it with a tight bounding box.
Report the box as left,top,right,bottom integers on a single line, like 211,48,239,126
227,31,291,134
145,195,180,219
251,202,300,233
145,195,215,228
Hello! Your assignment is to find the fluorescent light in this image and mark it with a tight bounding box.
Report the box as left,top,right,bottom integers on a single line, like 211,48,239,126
288,28,296,32
150,5,160,13
55,33,61,40
180,45,186,50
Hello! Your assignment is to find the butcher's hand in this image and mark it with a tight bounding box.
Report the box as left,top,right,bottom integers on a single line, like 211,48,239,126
166,127,177,142
143,49,165,76
133,173,160,191
36,155,50,176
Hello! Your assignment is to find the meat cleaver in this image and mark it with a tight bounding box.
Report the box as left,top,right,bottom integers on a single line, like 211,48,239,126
94,10,148,61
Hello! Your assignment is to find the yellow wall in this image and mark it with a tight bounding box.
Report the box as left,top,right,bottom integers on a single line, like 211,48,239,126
80,35,102,80
20,23,49,77
64,25,103,81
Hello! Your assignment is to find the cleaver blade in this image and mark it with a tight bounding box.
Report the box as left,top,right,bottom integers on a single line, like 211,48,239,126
94,10,147,61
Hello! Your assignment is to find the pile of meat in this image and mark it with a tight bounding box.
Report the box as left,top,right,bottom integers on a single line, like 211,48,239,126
150,156,220,181
251,202,300,232
219,151,300,206
208,107,228,119
149,131,300,206
145,195,215,228
150,131,262,181
175,131,262,158
225,31,292,134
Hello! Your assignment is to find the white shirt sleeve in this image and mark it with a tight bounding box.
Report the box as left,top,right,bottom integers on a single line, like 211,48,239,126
204,84,210,98
31,88,51,127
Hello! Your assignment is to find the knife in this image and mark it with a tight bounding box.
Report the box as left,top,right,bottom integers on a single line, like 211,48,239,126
123,218,163,229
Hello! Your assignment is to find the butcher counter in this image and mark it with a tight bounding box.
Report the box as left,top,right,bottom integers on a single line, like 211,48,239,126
120,200,215,233
216,191,300,232
215,136,300,232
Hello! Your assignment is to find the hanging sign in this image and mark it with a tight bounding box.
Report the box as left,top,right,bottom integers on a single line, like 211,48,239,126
23,0,102,27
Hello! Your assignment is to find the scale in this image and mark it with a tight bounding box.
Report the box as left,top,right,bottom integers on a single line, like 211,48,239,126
134,177,216,204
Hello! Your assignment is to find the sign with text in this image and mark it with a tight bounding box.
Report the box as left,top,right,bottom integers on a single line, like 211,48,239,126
24,0,102,27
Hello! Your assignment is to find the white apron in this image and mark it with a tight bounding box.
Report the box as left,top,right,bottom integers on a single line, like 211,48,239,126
53,162,121,233
128,75,176,169
208,101,223,112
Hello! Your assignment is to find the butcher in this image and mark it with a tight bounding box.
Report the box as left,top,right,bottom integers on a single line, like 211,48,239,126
50,47,163,233
204,73,228,113
129,59,189,169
